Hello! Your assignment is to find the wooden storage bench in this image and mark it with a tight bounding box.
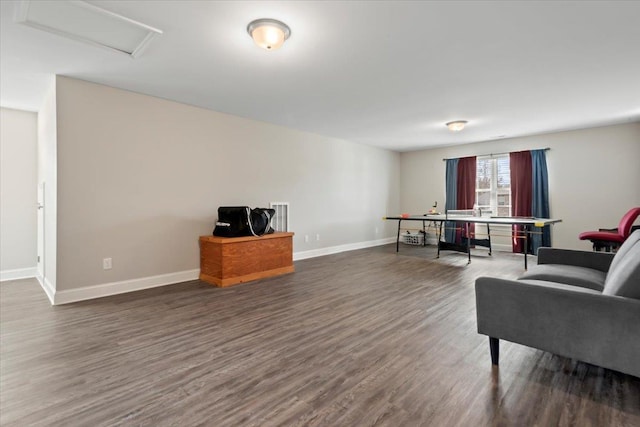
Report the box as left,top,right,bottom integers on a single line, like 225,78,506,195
199,232,294,287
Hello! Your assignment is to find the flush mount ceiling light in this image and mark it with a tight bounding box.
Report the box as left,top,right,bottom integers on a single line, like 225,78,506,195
446,120,468,132
14,0,162,58
247,18,291,51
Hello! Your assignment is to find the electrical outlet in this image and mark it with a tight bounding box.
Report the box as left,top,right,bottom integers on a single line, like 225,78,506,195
375,227,379,234
304,235,309,243
316,234,320,241
103,258,112,270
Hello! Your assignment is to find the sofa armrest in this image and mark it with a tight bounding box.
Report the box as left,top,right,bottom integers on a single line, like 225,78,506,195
537,247,614,272
475,277,640,377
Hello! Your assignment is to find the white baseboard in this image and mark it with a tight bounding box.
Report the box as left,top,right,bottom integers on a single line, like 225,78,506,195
0,267,36,282
53,269,200,305
35,273,55,305
428,242,514,253
491,243,514,252
45,237,398,304
294,237,396,261
32,238,528,306
394,238,516,254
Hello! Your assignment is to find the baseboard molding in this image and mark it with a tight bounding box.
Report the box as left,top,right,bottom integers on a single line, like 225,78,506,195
45,237,399,304
293,237,396,261
28,238,527,305
53,269,200,305
390,238,516,254
36,273,55,305
426,237,439,246
431,243,514,253
491,243,514,253
0,267,36,282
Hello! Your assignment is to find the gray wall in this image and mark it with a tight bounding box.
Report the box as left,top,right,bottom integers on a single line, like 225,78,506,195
400,122,640,250
38,75,639,298
0,108,37,278
54,76,400,292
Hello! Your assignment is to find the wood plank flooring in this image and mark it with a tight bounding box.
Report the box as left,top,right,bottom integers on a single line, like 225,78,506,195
1,244,639,426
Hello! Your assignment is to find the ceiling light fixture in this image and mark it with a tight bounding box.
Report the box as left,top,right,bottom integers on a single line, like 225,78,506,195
446,120,468,132
247,18,291,51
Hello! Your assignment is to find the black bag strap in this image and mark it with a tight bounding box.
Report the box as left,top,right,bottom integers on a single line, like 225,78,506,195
247,207,260,237
263,209,273,233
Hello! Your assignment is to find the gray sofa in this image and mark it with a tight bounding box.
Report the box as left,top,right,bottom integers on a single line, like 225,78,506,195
475,230,640,378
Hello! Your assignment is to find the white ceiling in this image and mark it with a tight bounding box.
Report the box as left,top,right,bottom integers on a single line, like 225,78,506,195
1,1,639,151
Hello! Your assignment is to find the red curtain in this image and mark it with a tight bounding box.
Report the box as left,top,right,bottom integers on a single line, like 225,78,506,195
456,156,477,243
510,151,532,253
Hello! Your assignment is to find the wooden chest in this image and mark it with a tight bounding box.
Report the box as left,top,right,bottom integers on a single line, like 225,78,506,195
199,232,294,287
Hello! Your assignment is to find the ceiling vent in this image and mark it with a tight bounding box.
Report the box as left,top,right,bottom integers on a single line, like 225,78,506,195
14,0,162,58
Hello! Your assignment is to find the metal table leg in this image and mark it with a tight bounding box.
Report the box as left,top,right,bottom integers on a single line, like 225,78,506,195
466,222,471,264
396,219,402,252
437,221,443,258
524,225,529,270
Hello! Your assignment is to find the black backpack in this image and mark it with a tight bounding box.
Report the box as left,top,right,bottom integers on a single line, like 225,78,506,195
213,206,276,237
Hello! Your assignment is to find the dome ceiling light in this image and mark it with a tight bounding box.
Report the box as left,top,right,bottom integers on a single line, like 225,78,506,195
247,18,291,51
446,120,468,132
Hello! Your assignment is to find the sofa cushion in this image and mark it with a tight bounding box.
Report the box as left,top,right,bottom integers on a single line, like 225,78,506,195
603,240,640,298
608,229,640,274
518,264,606,291
515,279,602,294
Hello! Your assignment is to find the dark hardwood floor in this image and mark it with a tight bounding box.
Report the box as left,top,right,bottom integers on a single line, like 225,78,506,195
1,244,639,426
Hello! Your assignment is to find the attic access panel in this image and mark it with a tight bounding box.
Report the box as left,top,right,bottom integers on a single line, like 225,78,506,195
14,0,162,57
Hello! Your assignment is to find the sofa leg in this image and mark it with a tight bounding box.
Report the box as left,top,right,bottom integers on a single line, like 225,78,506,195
489,337,499,365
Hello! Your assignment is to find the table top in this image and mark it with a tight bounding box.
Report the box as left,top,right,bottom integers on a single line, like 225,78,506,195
384,215,562,226
200,232,294,244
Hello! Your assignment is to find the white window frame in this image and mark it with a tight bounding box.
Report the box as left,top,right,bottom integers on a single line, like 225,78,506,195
476,155,511,217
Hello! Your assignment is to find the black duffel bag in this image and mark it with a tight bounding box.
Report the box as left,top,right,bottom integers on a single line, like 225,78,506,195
213,206,276,237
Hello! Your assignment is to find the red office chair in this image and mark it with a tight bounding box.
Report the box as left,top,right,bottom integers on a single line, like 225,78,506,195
579,207,640,252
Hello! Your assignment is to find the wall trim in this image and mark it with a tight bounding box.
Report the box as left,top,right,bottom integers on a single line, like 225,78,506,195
491,243,514,253
53,269,200,305
35,272,55,305
36,239,521,305
293,237,396,261
50,237,398,304
430,242,513,253
0,267,37,282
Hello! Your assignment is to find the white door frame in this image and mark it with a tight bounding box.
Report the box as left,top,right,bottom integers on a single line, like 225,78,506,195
37,181,45,280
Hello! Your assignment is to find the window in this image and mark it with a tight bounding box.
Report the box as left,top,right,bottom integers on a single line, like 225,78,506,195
476,155,511,216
